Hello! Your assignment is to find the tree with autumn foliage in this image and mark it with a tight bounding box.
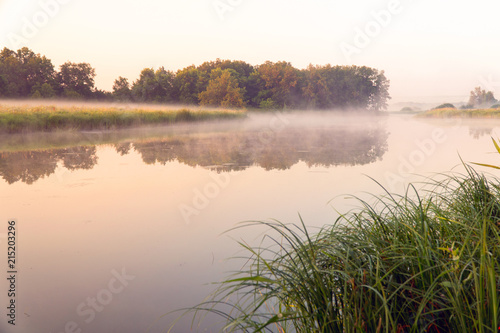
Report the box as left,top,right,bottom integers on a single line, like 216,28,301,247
252,61,300,108
198,68,245,108
0,47,392,110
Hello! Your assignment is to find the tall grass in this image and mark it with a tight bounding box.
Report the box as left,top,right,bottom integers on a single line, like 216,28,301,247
417,108,500,118
180,165,500,332
0,105,245,133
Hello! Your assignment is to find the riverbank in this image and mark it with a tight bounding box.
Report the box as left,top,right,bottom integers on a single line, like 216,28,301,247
0,104,245,133
417,107,500,118
186,166,500,332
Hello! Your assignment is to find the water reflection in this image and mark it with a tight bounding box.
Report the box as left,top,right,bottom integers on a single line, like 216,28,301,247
469,127,493,140
0,146,97,184
0,123,389,184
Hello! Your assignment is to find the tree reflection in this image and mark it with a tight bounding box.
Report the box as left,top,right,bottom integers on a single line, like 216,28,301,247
0,123,389,185
133,125,388,171
0,146,98,184
0,151,59,184
469,127,492,140
61,146,98,170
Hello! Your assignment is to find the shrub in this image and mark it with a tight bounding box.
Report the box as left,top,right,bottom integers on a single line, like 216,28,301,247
433,103,455,110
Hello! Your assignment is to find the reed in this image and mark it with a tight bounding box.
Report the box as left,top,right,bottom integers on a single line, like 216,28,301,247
0,105,245,133
417,108,500,118
180,165,500,332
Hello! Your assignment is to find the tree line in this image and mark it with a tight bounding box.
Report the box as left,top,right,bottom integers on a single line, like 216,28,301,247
0,47,391,111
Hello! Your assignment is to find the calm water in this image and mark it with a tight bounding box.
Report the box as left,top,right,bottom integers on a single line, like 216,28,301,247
1,112,500,332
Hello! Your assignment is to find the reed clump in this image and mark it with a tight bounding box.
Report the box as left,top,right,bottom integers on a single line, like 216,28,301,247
184,166,500,332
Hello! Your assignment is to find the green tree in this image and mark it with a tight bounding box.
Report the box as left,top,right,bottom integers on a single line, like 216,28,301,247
174,66,202,104
0,47,56,97
58,62,96,98
112,76,132,101
131,67,175,102
198,68,245,108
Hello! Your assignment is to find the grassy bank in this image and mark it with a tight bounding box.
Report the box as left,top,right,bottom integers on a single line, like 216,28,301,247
0,105,245,133
181,166,500,332
417,107,500,118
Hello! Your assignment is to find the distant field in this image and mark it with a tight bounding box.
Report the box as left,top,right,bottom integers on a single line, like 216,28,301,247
0,103,245,133
417,107,500,118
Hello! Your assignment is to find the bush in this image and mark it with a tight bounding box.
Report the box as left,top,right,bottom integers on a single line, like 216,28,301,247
433,103,455,109
259,98,280,110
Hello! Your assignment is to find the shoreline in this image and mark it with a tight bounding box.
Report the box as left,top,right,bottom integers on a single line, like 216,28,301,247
416,107,500,118
0,104,246,134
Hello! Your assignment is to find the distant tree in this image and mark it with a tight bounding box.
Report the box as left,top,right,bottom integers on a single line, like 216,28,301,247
0,47,56,97
154,67,175,102
112,76,132,101
433,103,456,110
131,68,155,101
196,59,255,105
58,62,96,98
300,65,390,111
131,67,175,102
198,68,245,108
254,61,299,108
174,66,202,104
93,89,112,101
30,82,56,98
369,69,391,111
468,87,497,108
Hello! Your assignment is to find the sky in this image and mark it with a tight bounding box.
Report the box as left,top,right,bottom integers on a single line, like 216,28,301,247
1,0,499,106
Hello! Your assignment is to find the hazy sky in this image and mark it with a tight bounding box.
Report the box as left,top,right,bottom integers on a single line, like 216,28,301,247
1,0,499,105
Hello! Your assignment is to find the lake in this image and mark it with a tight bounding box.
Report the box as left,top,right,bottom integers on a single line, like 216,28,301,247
1,112,500,332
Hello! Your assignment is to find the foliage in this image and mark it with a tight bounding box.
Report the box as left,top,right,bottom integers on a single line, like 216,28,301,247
301,65,390,111
468,87,497,108
58,62,96,98
0,47,56,97
174,65,203,104
433,103,455,110
130,67,175,103
179,166,500,332
0,47,392,111
198,68,245,108
253,61,300,108
112,76,132,101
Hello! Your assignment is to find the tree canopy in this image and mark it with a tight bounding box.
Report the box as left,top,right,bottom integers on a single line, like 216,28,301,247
0,46,392,111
